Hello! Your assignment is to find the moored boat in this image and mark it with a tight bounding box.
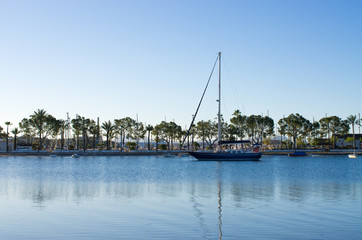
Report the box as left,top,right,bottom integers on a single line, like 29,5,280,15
183,52,262,161
189,150,262,161
288,151,307,157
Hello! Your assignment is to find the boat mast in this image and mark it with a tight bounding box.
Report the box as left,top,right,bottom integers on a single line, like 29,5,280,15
218,52,221,145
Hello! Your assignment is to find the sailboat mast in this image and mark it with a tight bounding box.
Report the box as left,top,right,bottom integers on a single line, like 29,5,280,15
218,52,222,145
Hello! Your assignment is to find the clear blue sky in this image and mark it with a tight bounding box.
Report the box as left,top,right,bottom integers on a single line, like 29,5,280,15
1,0,361,131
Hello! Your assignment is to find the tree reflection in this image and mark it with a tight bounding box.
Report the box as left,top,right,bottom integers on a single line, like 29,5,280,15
0,177,360,208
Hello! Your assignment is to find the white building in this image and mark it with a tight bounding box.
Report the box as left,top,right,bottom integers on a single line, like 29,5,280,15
335,134,362,149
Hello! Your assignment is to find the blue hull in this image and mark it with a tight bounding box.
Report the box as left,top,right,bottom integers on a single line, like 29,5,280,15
288,151,307,157
189,151,262,161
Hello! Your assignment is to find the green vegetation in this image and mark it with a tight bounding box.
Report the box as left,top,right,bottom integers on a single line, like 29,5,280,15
1,109,361,151
125,142,137,150
346,115,358,150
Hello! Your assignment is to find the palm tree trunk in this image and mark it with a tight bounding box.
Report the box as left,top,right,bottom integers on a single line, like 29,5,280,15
14,135,17,151
39,132,42,152
83,133,86,152
106,134,109,150
293,135,297,150
147,131,150,150
191,134,194,151
352,124,355,150
6,129,9,152
61,132,64,151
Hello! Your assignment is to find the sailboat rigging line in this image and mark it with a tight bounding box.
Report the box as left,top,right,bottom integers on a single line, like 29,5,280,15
181,55,219,147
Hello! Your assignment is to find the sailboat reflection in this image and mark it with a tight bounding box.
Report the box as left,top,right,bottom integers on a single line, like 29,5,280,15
191,162,223,240
190,184,212,239
217,179,223,240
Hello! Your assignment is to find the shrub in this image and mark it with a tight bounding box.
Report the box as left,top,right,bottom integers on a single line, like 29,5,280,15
193,142,200,150
126,142,137,150
158,144,167,150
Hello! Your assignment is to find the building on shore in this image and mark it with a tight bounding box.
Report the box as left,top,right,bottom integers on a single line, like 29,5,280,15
0,140,14,151
335,134,362,149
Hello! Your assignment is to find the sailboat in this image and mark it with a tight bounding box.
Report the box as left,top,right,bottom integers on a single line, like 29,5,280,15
187,52,262,161
348,125,358,158
348,139,358,158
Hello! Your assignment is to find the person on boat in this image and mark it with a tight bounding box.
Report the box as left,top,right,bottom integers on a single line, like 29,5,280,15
214,145,222,153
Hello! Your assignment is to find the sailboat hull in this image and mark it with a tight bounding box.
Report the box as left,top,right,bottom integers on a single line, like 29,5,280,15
189,151,262,161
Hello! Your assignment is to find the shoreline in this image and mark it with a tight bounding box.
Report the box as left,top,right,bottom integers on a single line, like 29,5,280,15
0,150,168,157
0,150,360,157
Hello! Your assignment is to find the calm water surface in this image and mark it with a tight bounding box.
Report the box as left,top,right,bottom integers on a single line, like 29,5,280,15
0,155,361,239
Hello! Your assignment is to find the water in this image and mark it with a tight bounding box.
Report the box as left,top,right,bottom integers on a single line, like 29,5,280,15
0,155,361,239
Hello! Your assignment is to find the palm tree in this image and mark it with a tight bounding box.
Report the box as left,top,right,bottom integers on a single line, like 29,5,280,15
72,115,91,151
319,117,332,147
246,116,257,143
114,117,136,151
152,125,161,152
310,121,320,148
59,120,69,151
196,120,208,150
0,126,5,140
131,122,146,150
165,122,182,150
102,121,115,150
5,122,12,152
346,115,358,151
230,110,247,140
11,128,21,151
71,116,82,150
29,109,48,151
82,118,91,152
278,123,287,149
48,119,61,150
19,118,33,144
89,120,99,150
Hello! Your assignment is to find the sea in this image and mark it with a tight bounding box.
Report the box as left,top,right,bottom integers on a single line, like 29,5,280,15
0,154,361,239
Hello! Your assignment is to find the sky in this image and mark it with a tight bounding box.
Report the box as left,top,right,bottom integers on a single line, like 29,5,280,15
1,0,362,131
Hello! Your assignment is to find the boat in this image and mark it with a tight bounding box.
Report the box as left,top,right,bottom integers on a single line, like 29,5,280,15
185,52,262,161
311,154,324,158
71,154,80,158
348,125,358,158
288,151,308,157
189,148,262,161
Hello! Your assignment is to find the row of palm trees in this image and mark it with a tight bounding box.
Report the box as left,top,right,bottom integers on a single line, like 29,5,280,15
1,109,360,151
0,122,21,152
